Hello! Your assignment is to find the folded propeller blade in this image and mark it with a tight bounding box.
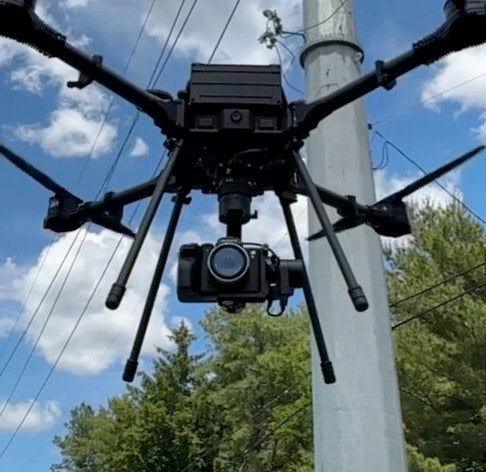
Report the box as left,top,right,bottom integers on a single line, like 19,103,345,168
0,143,81,200
379,145,485,204
308,145,485,241
92,214,135,238
308,216,357,241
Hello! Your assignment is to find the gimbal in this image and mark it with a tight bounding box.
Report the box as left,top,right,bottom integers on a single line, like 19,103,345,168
0,0,485,383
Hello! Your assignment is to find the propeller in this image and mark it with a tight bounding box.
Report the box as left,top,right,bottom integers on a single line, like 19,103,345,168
0,143,135,237
308,145,485,241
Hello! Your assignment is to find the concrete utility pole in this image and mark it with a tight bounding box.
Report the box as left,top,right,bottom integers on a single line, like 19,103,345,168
300,1,409,470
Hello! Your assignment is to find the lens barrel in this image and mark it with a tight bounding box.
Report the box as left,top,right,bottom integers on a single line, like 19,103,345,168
207,242,250,284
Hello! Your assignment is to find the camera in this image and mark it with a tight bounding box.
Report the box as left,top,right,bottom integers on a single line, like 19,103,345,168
177,238,304,313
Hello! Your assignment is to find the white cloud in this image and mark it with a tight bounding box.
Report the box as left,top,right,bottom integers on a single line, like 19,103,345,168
0,229,173,375
421,44,486,140
144,0,301,64
0,399,61,433
61,0,94,8
129,137,149,158
14,107,117,158
0,6,117,159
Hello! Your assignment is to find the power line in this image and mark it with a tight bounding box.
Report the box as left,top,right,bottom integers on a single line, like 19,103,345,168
0,242,53,366
391,281,486,330
75,0,159,186
207,0,242,64
372,70,486,127
373,129,485,225
0,228,90,423
0,0,165,385
390,261,486,308
237,399,312,471
0,1,204,456
146,0,189,88
297,0,349,35
152,0,200,87
180,371,311,472
0,232,82,381
274,41,303,96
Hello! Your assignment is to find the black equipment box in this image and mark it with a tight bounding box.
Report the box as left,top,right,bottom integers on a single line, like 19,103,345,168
188,64,285,106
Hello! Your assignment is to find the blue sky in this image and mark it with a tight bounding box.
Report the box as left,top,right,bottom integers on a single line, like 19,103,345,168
0,0,485,470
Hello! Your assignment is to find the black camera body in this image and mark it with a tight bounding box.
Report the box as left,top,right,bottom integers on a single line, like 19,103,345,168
177,238,303,312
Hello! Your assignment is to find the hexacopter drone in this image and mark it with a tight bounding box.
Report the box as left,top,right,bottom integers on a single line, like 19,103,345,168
0,0,485,383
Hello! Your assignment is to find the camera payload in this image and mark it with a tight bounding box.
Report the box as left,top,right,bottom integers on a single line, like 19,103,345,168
178,238,304,314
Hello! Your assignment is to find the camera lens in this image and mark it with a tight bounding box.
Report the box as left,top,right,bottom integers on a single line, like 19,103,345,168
208,243,249,283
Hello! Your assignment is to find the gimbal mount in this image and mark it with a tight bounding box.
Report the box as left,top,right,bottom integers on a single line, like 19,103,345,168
0,0,485,383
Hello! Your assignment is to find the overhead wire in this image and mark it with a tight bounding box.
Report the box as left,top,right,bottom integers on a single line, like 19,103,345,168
391,281,486,331
372,70,486,127
0,0,164,383
373,129,485,225
390,261,486,308
75,0,159,186
274,41,304,96
0,0,234,458
179,371,312,472
0,243,53,366
207,0,242,64
236,399,312,471
0,0,195,455
296,0,349,36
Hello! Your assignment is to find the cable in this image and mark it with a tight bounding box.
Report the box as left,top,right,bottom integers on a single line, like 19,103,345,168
152,0,200,87
0,0,186,448
373,130,485,225
391,281,486,330
275,44,304,96
0,242,53,366
0,232,82,381
297,0,349,35
372,70,486,127
207,0,242,64
0,228,90,422
390,261,486,308
180,371,311,472
236,399,312,471
146,0,189,88
75,0,159,186
0,0,167,384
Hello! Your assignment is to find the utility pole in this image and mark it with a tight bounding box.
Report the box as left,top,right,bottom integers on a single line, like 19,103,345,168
301,1,409,470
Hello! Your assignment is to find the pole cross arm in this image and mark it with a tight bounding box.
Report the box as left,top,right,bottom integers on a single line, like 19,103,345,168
0,0,177,135
292,0,486,137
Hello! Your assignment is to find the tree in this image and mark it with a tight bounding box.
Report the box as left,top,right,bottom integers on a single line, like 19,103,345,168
52,310,314,472
387,203,486,472
53,203,485,471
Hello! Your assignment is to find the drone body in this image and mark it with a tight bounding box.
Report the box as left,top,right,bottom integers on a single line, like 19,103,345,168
0,0,485,383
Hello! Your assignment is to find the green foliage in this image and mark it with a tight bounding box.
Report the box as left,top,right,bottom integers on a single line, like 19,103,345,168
52,311,313,472
408,446,457,472
387,204,486,472
52,203,485,472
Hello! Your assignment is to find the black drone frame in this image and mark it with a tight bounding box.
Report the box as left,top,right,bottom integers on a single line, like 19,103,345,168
0,0,485,383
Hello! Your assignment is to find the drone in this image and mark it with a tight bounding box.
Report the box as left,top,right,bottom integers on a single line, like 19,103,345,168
0,0,485,384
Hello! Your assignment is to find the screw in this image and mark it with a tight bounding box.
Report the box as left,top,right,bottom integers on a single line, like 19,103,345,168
230,111,243,122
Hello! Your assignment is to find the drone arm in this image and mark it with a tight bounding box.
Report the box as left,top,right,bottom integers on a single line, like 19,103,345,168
292,49,422,136
57,42,175,132
292,180,370,216
86,176,161,213
293,1,486,136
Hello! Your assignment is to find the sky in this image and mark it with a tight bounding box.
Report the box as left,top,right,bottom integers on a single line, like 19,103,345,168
0,0,485,470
